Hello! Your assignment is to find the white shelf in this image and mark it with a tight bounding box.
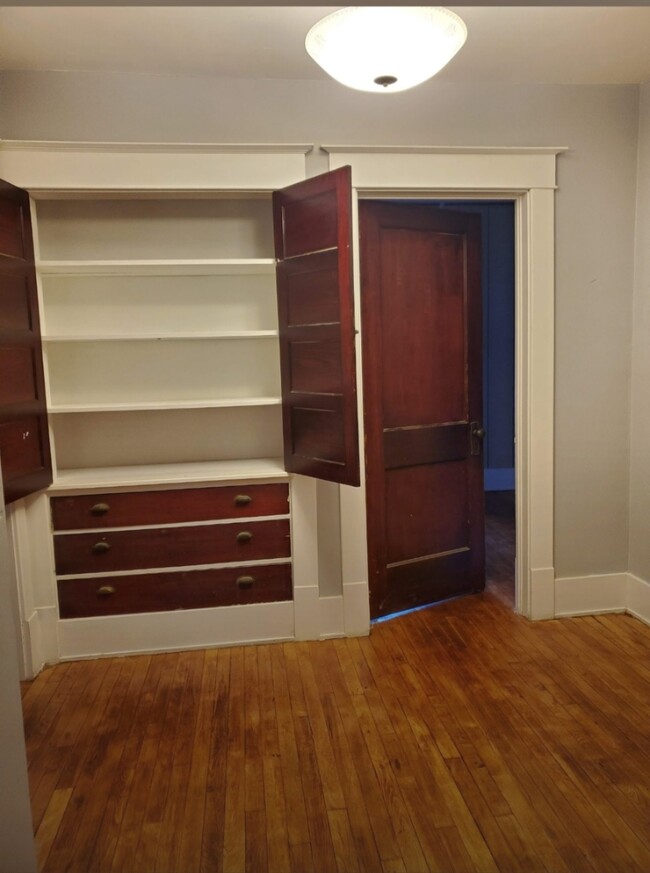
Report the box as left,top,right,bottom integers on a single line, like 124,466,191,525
37,259,276,276
49,457,288,492
49,396,282,414
43,331,279,342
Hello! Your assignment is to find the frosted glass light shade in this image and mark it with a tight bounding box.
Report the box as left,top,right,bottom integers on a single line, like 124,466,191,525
305,6,467,93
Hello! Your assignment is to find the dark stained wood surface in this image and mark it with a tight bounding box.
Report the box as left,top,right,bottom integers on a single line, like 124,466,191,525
360,202,484,618
57,562,293,617
273,167,360,487
51,483,289,530
0,179,52,503
21,598,650,873
54,518,291,575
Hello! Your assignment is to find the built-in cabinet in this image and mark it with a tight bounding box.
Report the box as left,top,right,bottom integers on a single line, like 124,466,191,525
0,141,560,674
1,143,363,671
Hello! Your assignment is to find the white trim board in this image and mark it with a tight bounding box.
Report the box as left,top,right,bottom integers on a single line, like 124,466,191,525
58,600,295,661
327,146,560,621
554,572,650,625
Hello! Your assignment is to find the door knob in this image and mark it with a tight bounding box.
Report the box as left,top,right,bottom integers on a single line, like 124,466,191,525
470,422,486,456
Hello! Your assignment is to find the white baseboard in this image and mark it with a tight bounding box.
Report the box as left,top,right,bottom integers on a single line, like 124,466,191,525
343,579,370,636
529,567,556,619
554,572,650,625
318,595,345,639
626,573,650,625
22,606,59,677
58,601,295,661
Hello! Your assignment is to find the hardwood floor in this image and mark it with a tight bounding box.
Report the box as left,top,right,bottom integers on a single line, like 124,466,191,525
22,583,650,873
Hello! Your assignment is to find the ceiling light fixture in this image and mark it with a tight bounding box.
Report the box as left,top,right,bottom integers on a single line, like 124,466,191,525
305,6,468,93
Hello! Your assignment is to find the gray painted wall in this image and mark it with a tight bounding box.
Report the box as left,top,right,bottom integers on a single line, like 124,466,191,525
0,70,641,579
0,495,37,873
630,82,650,583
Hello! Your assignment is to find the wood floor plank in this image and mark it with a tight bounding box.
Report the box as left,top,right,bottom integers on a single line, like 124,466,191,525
199,647,231,873
22,591,650,873
34,787,73,872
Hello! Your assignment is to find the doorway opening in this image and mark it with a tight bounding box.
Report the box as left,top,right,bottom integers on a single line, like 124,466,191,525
438,200,516,610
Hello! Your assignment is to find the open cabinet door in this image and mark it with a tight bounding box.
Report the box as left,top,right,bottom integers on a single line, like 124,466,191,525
273,166,360,486
0,180,52,503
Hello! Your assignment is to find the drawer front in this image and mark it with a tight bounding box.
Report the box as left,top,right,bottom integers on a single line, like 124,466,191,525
54,518,290,575
51,483,289,530
57,563,293,618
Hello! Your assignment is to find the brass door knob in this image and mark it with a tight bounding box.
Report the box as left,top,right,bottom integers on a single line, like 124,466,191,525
471,424,486,440
97,585,116,596
234,494,252,507
236,531,253,543
236,576,255,589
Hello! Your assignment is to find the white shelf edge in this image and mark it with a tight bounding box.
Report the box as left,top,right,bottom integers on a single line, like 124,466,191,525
56,557,292,581
54,514,290,536
43,331,279,342
49,457,289,492
37,258,276,276
49,397,282,413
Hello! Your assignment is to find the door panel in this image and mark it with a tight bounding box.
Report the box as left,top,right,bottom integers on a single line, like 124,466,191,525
385,464,469,564
361,201,484,617
273,167,360,486
0,180,52,503
379,228,467,427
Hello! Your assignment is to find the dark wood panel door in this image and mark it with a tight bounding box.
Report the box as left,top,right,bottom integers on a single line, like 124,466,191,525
273,166,360,486
360,202,484,618
0,180,52,504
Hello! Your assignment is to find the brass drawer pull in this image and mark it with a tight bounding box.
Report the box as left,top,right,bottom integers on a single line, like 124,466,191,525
236,530,253,544
90,502,110,516
234,494,252,507
92,541,111,555
97,585,116,596
236,575,255,590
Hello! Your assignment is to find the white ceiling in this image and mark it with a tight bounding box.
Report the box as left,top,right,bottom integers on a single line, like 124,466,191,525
1,6,649,85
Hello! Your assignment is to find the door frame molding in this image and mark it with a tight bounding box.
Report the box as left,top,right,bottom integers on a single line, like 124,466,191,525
324,145,566,621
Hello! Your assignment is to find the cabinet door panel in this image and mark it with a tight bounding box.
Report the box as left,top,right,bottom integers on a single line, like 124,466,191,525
0,180,52,503
273,167,360,486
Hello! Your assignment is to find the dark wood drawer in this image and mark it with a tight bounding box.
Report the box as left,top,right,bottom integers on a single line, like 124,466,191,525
54,518,290,575
50,482,289,530
57,563,293,618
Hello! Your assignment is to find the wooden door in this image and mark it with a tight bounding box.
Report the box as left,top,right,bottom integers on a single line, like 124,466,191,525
273,166,359,486
360,202,484,618
0,180,52,504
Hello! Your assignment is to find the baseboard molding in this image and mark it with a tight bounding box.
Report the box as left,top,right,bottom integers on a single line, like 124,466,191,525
554,572,650,624
318,595,345,639
58,601,295,661
343,579,370,636
626,573,650,625
22,606,59,677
